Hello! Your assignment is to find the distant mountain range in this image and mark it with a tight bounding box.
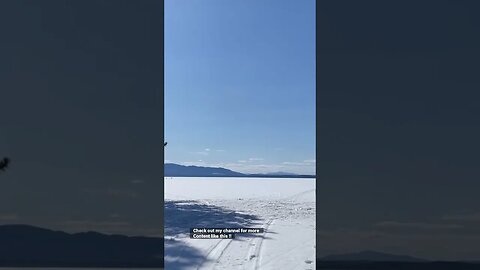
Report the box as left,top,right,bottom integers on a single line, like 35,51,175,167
320,250,428,262
318,251,480,269
0,224,163,267
164,163,315,178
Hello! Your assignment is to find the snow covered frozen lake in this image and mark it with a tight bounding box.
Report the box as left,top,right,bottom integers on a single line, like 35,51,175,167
164,177,316,270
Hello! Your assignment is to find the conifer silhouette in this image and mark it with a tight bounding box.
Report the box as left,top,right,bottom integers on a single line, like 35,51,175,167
0,157,10,172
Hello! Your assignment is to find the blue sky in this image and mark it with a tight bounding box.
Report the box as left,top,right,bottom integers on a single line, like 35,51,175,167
165,0,315,174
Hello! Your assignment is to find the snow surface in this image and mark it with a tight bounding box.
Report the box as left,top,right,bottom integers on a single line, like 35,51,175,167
164,177,316,270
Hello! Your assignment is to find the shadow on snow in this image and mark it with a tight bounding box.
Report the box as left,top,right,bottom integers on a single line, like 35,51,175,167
164,200,269,269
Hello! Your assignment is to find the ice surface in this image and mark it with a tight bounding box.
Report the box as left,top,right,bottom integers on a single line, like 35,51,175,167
164,177,316,270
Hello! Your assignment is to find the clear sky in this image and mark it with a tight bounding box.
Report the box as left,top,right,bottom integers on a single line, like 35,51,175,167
165,0,316,175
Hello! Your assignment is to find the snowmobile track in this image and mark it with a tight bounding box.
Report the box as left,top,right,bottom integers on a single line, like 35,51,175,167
243,218,275,270
282,188,315,201
196,238,233,270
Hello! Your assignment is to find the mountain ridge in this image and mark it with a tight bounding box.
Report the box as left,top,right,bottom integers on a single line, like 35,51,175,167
0,224,163,267
164,163,315,178
320,250,428,262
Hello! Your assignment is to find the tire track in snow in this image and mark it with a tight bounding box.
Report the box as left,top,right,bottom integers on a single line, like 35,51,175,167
196,238,233,270
197,188,313,269
281,188,315,201
243,218,275,270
